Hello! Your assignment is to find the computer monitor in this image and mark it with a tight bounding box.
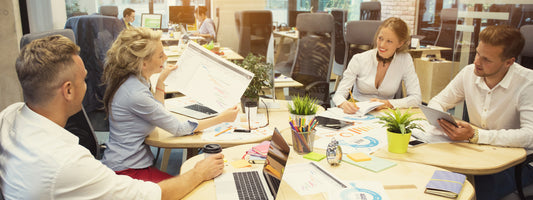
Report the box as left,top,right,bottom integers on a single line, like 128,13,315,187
141,13,162,29
288,10,310,27
169,6,195,25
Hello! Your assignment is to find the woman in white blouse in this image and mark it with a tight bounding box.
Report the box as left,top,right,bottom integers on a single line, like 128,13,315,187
333,17,421,114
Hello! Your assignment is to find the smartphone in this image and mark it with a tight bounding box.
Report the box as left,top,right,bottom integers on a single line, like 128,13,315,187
409,140,425,146
315,116,351,130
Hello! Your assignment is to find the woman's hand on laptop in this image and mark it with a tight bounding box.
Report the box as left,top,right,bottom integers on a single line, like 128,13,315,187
195,153,225,181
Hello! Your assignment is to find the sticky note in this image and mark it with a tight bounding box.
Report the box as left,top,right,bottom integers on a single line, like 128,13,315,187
231,159,251,168
303,152,326,161
347,152,372,162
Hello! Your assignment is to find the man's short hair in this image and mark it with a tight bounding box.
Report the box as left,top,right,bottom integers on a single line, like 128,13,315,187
479,25,525,61
15,35,80,105
123,8,135,18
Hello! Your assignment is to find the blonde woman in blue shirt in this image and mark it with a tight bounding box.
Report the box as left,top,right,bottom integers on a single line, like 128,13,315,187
332,17,421,113
101,27,239,183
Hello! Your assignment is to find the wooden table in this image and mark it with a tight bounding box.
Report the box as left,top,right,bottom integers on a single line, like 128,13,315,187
145,99,305,171
280,108,526,176
262,75,303,100
413,58,461,103
180,144,475,200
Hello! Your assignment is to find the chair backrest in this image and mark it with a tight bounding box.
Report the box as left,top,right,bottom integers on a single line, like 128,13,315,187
18,30,101,159
520,25,533,69
234,10,273,58
434,8,458,60
331,9,348,77
64,15,125,114
99,5,118,17
360,1,381,20
64,107,101,159
20,29,76,48
289,13,334,107
344,20,382,71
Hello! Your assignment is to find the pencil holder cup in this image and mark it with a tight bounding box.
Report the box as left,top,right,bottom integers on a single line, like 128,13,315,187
291,129,316,154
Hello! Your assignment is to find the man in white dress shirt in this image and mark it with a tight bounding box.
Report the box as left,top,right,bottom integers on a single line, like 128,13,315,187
0,35,224,199
428,25,533,200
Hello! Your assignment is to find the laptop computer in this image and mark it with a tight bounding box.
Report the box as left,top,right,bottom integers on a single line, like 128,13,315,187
215,128,290,200
169,103,218,119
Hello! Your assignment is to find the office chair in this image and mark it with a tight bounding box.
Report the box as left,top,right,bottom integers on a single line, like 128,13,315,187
289,13,335,108
234,10,273,58
434,8,458,61
360,1,381,20
519,25,533,70
19,29,104,159
99,5,118,17
331,9,348,91
65,15,124,131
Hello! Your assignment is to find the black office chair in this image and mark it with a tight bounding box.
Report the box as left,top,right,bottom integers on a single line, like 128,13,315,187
331,9,348,91
289,13,335,108
234,10,273,58
434,8,458,61
65,15,124,132
19,29,104,159
360,1,381,20
343,20,382,70
519,25,533,70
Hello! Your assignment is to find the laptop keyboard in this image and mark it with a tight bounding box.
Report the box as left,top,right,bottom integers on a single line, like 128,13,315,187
233,171,269,200
184,103,217,115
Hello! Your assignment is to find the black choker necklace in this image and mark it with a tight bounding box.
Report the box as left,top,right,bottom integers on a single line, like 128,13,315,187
376,53,394,64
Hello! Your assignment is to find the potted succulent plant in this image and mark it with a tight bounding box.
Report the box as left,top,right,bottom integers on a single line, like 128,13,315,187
377,108,424,153
234,53,273,110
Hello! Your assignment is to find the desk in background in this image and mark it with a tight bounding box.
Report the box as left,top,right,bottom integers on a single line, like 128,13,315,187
273,30,298,63
414,58,461,103
409,45,452,59
180,144,475,199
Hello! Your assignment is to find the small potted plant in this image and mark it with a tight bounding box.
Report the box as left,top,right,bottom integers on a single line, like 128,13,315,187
288,95,319,125
377,108,424,153
234,53,273,110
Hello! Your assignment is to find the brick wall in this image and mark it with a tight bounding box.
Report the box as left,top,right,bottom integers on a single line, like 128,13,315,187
379,0,417,34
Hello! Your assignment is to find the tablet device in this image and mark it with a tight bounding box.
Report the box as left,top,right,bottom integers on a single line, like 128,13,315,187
419,105,458,128
315,116,352,130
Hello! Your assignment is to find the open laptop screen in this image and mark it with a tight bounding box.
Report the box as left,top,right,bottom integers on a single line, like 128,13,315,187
263,128,290,196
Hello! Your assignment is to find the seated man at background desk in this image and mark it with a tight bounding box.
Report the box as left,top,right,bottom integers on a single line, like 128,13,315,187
428,25,533,200
0,35,224,199
121,8,135,29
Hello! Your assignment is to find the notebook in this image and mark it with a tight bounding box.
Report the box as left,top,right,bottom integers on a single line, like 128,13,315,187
425,170,466,198
215,128,290,200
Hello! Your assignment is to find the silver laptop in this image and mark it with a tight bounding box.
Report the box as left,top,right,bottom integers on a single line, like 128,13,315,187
169,103,218,120
215,128,290,200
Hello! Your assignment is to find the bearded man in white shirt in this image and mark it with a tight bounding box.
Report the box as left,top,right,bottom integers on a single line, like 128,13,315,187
428,25,533,200
0,35,224,200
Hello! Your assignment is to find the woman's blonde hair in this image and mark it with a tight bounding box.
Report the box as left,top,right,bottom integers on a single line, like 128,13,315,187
373,17,411,53
102,27,162,115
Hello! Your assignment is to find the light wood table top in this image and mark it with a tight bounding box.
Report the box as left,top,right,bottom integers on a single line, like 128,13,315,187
409,45,452,59
180,144,475,200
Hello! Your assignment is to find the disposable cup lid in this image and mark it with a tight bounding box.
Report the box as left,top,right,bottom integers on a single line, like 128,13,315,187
203,144,222,153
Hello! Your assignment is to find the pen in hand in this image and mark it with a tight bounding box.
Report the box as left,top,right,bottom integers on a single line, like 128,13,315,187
348,91,359,109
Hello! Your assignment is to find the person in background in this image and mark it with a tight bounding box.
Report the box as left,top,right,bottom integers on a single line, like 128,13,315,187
121,8,135,29
332,17,421,114
100,27,238,183
0,35,224,200
193,6,216,42
428,25,533,200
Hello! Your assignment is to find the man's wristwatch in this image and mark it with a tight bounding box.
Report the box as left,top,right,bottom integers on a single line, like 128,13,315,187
469,128,479,143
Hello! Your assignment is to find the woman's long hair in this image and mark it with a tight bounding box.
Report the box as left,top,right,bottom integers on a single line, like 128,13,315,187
102,27,162,116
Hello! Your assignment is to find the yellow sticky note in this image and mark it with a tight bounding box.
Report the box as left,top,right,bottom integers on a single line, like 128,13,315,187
231,159,252,168
347,152,372,162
